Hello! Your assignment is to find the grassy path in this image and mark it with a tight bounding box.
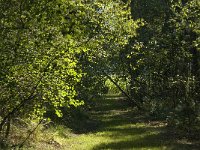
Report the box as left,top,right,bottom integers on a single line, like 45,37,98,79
32,96,199,150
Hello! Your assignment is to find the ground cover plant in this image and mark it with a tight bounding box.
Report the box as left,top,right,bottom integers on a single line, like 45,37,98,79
0,0,200,149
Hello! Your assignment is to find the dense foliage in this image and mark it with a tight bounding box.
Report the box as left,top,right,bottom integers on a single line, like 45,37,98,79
120,0,200,130
0,0,138,137
0,0,199,145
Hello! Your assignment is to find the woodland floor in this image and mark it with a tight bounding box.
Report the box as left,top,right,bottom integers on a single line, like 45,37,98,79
10,96,200,150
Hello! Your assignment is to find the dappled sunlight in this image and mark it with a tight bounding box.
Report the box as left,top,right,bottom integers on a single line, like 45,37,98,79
61,96,200,150
0,0,199,149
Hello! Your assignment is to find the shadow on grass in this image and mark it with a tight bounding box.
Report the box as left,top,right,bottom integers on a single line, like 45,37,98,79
49,96,134,134
91,96,200,150
92,127,200,150
44,105,101,134
62,96,147,134
66,97,132,134
47,96,200,149
92,134,199,150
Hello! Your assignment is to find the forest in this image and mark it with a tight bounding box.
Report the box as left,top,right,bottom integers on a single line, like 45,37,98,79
0,0,199,149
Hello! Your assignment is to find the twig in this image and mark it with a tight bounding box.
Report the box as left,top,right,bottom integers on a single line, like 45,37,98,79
18,119,43,149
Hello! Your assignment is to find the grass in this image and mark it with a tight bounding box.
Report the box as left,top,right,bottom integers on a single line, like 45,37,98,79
2,96,200,150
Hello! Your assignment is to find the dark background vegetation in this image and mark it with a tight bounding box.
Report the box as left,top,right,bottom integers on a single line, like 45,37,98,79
0,0,199,149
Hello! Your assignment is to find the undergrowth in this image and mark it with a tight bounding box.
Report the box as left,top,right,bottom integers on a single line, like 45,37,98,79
1,96,199,150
